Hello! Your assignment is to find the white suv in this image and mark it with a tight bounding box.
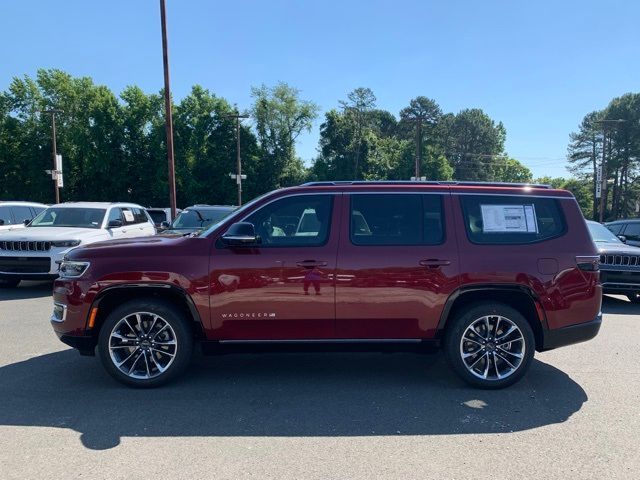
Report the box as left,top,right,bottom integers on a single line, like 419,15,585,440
0,202,155,287
0,201,48,231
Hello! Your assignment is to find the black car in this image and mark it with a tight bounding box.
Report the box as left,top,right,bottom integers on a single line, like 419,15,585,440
160,205,236,235
587,220,640,303
605,219,640,247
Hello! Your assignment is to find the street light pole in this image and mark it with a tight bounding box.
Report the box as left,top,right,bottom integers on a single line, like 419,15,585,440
159,0,177,220
223,112,249,205
41,109,63,204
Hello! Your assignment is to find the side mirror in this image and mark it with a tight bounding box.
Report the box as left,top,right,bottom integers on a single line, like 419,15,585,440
160,221,171,230
0,219,5,226
24,219,31,226
108,219,123,228
221,222,261,246
618,235,627,243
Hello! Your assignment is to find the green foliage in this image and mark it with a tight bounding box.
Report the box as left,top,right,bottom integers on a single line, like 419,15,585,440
250,82,319,190
534,176,594,219
0,70,265,206
568,93,640,220
492,158,533,183
4,70,632,219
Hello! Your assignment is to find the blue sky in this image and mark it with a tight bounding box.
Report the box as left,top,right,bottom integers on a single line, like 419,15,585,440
2,0,638,178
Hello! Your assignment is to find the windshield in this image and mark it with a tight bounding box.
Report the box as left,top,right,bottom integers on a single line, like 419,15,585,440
587,222,621,243
172,208,233,230
30,207,106,229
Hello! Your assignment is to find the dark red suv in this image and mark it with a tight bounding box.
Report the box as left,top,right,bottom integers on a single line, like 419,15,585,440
51,181,602,388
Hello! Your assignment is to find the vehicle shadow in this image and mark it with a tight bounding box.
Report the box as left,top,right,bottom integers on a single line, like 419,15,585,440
0,349,587,450
601,294,640,315
0,281,52,301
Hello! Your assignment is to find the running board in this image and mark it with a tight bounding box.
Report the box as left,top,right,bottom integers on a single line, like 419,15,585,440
200,338,440,355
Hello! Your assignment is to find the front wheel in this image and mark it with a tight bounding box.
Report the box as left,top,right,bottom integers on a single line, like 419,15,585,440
444,302,535,389
98,299,193,387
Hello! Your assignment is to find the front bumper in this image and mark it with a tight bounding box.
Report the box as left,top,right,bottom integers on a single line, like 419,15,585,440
50,278,97,354
600,268,640,294
54,330,96,355
0,247,71,277
540,313,602,351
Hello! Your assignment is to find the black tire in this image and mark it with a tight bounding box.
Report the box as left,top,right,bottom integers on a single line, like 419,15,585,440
444,302,535,389
97,298,193,387
626,293,640,304
0,278,20,288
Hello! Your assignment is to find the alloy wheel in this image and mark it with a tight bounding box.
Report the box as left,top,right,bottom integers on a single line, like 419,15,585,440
108,311,178,380
459,314,525,381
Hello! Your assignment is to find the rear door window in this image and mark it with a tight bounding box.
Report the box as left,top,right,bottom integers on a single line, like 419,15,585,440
350,194,444,246
132,208,149,224
121,208,138,225
460,195,565,244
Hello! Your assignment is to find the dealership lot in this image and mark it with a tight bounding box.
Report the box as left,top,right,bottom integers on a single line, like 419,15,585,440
0,283,638,480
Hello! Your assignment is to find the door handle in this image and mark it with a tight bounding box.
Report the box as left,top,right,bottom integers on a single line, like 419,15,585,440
296,260,328,268
419,259,451,268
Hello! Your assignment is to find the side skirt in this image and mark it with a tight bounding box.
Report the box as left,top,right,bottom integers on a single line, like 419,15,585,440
200,339,440,355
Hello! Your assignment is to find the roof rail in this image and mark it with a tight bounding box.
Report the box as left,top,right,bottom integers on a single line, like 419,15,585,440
301,180,552,189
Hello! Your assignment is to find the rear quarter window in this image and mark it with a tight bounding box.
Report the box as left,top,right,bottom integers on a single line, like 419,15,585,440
460,195,566,244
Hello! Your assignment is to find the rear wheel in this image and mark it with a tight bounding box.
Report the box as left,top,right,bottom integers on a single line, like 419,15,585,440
626,293,640,304
98,299,193,387
0,278,20,288
444,302,535,389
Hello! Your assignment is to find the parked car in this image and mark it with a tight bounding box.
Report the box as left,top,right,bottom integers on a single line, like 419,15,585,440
160,205,236,235
605,218,640,247
0,202,155,288
0,201,47,231
587,220,640,303
51,181,601,389
146,207,181,231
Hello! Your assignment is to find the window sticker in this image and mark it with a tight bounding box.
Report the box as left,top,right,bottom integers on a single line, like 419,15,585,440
480,204,538,233
122,210,134,222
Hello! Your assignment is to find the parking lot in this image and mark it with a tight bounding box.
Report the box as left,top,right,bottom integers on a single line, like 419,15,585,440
0,282,637,480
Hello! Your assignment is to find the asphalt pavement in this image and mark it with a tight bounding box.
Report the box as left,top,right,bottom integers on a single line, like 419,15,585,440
0,282,638,479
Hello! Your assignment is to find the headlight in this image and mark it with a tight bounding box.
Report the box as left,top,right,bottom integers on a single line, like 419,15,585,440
52,240,81,248
58,261,90,278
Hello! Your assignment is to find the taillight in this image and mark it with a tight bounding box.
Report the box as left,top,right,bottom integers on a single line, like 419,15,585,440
576,255,599,271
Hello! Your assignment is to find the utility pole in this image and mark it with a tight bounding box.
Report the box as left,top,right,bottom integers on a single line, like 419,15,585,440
594,119,625,222
223,112,249,205
159,0,177,220
41,109,63,204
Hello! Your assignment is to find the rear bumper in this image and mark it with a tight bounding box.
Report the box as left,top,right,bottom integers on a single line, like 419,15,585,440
540,313,602,351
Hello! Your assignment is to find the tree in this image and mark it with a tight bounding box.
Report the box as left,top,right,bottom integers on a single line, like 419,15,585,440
492,158,533,183
399,96,442,177
251,82,318,190
441,109,506,181
339,87,377,178
602,94,640,219
568,111,602,219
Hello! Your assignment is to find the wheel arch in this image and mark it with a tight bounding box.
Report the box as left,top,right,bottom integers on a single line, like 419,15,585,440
88,284,205,340
438,285,546,351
